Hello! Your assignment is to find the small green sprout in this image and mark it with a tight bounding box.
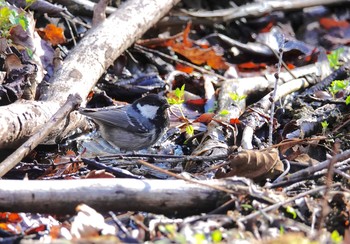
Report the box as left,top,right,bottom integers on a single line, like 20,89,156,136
279,225,285,235
167,85,194,137
241,204,253,211
229,92,247,104
211,229,223,243
194,233,206,244
167,84,185,105
0,4,29,38
331,230,343,244
328,80,348,97
219,109,229,116
286,206,297,219
24,0,37,10
185,124,194,137
346,95,350,105
321,121,329,130
327,47,344,69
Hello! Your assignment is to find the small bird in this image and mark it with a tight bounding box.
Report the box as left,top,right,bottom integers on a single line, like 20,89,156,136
79,94,169,151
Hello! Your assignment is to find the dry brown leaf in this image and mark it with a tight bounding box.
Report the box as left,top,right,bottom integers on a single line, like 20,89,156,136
38,24,66,46
0,212,22,223
4,53,24,74
215,148,284,181
169,42,229,70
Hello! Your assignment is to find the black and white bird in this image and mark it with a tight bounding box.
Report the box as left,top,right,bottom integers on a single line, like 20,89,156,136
79,94,169,151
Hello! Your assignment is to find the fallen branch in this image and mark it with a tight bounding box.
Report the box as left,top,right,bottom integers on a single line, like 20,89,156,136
0,178,250,215
183,0,348,21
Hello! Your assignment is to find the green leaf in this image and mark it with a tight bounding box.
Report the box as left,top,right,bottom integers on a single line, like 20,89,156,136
26,47,33,58
0,6,11,19
327,47,344,69
25,0,36,5
241,204,253,211
279,225,285,235
167,85,185,105
16,14,29,30
286,206,297,219
219,109,229,116
8,10,18,25
164,224,176,234
175,84,185,99
321,121,329,130
211,230,222,243
346,95,350,105
329,80,348,97
194,233,206,244
229,92,247,103
185,125,194,136
167,97,183,105
331,230,343,244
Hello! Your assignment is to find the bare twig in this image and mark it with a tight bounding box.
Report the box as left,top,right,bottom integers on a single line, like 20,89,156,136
138,159,235,194
182,0,348,21
272,149,350,184
269,37,285,146
317,141,341,230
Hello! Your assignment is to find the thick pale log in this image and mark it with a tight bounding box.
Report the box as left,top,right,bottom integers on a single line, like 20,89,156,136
0,178,248,215
0,101,59,148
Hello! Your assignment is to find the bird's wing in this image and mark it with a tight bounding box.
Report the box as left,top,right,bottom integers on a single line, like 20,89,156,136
80,107,149,133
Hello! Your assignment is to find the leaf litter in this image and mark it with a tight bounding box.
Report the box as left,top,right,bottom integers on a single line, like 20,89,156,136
0,0,350,243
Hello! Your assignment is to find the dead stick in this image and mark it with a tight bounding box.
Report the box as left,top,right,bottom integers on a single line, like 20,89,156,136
274,149,350,184
0,94,82,177
138,159,234,194
0,178,246,214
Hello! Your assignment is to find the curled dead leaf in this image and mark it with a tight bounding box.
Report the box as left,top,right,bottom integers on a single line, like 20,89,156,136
215,148,284,181
38,24,66,46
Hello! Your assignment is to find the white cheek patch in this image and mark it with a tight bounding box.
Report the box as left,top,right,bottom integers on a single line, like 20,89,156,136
137,104,159,120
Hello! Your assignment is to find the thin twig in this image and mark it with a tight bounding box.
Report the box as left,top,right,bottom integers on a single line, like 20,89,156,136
138,159,236,194
97,153,228,163
317,141,341,230
270,149,350,184
82,158,143,179
269,36,284,146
